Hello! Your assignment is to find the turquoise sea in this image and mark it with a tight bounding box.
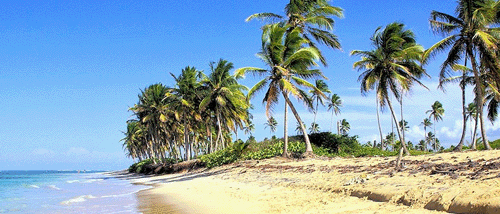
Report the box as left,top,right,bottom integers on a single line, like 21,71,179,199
0,170,149,213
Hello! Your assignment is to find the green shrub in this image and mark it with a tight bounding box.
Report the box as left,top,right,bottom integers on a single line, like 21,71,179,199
308,132,359,153
128,158,157,173
477,138,500,150
199,141,251,168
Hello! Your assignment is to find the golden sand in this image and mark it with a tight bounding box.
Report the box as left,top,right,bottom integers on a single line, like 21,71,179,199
129,150,500,213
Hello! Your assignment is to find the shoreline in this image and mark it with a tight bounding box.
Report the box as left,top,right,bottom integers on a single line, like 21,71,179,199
117,150,500,213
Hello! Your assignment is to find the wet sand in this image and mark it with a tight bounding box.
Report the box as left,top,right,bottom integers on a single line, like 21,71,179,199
123,150,500,213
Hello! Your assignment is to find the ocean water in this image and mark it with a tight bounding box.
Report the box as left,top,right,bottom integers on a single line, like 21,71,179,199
0,170,149,213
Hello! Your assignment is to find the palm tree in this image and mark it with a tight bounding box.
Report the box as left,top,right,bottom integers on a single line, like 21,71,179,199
264,116,278,135
121,119,145,162
426,101,445,152
130,83,172,163
327,94,342,133
417,140,427,151
244,122,255,137
420,118,433,151
466,102,479,149
199,59,250,152
426,132,436,151
236,24,326,156
385,132,396,151
309,122,320,134
296,121,306,135
351,22,426,167
311,80,331,125
424,0,500,150
309,80,331,123
167,67,203,160
339,119,350,135
246,0,343,66
439,64,473,151
399,120,409,133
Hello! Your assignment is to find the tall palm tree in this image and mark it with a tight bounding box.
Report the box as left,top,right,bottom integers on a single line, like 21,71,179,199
420,118,433,151
264,117,278,134
246,0,343,66
440,64,473,151
309,122,320,134
351,22,426,167
311,80,331,125
199,59,250,152
426,101,445,152
424,0,500,150
339,119,350,135
327,94,342,133
236,24,326,156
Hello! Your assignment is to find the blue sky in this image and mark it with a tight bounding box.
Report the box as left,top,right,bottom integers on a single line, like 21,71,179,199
1,0,499,170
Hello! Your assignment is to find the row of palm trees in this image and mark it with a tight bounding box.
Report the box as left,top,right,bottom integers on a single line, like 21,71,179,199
122,0,500,166
122,60,250,162
351,0,500,166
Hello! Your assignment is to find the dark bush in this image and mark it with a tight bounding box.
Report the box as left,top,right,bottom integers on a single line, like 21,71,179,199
307,132,359,153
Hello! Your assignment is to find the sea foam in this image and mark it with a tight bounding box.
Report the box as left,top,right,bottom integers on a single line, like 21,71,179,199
60,195,96,205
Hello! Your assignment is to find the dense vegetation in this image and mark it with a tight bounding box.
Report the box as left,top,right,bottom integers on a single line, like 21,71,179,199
123,0,500,170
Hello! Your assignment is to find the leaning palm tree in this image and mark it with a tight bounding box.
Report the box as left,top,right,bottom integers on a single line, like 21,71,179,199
236,24,326,156
130,83,172,163
327,94,342,133
426,101,445,152
246,0,343,66
424,0,500,150
264,116,278,135
351,22,426,167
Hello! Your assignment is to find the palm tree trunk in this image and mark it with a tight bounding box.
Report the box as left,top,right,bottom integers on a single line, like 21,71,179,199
313,99,319,125
386,97,409,168
472,114,479,150
215,113,222,151
282,92,313,154
283,102,289,157
467,47,491,150
330,111,334,133
454,76,467,152
376,97,384,150
184,118,190,161
434,121,437,152
337,120,340,135
423,126,427,152
400,96,405,145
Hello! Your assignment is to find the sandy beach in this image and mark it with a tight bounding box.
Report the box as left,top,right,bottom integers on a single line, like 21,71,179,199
122,150,500,214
